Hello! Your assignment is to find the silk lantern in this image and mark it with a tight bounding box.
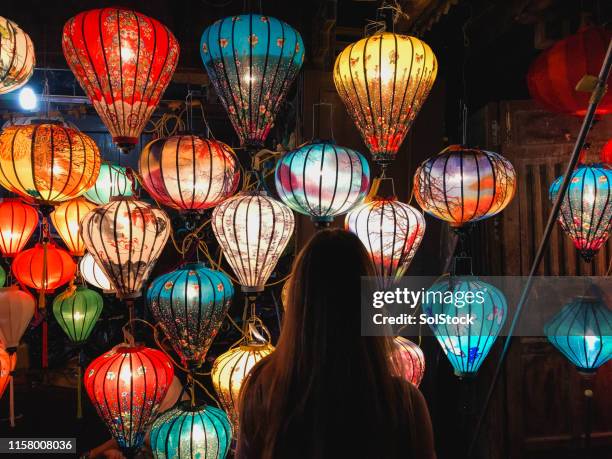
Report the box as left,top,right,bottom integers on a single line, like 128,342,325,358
0,285,35,351
0,347,16,399
84,163,134,205
139,136,240,212
0,16,35,95
12,243,76,294
50,198,97,257
0,199,38,257
52,285,103,344
62,8,180,153
79,252,115,293
391,337,425,387
200,14,305,148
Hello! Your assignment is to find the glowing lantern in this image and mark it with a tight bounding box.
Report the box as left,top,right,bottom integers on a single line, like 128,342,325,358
147,263,234,369
139,136,240,212
601,140,612,164
391,337,425,387
0,285,35,351
200,14,305,148
334,33,437,165
62,8,180,153
150,402,232,459
12,243,76,294
545,296,612,373
84,163,134,205
50,198,97,257
212,192,294,292
275,142,370,226
81,198,171,299
414,145,516,228
52,285,103,344
0,17,35,95
0,347,16,399
0,199,38,257
549,165,612,262
0,122,101,205
79,252,115,293
84,345,174,455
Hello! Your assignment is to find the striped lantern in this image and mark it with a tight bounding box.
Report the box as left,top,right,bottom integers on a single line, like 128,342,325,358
84,163,134,205
0,285,35,351
79,252,115,293
0,199,38,257
50,198,97,257
0,16,35,95
391,337,426,387
12,243,76,294
52,285,103,344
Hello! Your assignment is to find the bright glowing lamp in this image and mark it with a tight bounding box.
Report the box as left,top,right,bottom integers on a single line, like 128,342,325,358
12,243,76,294
79,252,115,293
18,86,37,110
52,285,103,344
0,16,35,95
0,199,38,257
391,337,426,387
50,198,97,257
84,163,134,205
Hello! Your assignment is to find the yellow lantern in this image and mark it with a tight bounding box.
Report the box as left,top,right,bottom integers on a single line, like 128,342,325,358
50,198,97,257
0,17,35,95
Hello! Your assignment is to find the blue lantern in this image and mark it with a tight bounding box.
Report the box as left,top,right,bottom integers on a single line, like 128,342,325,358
545,296,612,373
200,14,305,148
147,263,234,369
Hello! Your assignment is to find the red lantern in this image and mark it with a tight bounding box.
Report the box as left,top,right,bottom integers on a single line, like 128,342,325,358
601,139,612,164
62,8,180,153
527,27,612,117
12,243,76,294
391,337,425,387
0,347,16,400
0,199,38,257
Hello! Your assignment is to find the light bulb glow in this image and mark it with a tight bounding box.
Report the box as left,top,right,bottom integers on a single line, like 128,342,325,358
18,86,37,110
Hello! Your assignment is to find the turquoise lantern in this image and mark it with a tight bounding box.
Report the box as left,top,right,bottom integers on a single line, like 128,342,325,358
84,163,134,205
147,263,234,369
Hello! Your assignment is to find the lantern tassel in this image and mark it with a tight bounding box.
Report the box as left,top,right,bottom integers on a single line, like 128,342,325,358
9,374,14,428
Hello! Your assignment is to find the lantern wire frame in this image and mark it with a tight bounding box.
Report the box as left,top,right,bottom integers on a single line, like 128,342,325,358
0,16,35,95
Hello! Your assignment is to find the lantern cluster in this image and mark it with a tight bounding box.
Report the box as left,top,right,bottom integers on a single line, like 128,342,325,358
84,163,134,205
0,16,35,95
52,285,103,344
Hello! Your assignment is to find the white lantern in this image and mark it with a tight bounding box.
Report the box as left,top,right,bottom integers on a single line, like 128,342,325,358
0,17,35,95
79,252,115,293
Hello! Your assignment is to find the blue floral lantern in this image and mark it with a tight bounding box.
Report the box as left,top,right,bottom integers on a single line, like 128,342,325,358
200,14,305,148
147,263,234,369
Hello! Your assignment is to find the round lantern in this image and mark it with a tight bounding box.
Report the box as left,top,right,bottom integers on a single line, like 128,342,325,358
0,199,38,257
62,8,180,153
84,345,174,455
601,139,612,164
79,252,115,293
391,337,425,387
52,285,103,344
0,347,16,399
545,296,612,373
0,122,101,205
334,32,437,165
50,198,97,257
139,136,240,212
84,163,134,205
212,191,294,292
12,243,76,294
0,17,35,95
422,275,507,377
81,198,171,299
150,402,232,459
0,285,35,351
549,165,612,262
414,145,516,228
527,27,612,117
200,14,305,148
147,263,234,369
275,142,370,226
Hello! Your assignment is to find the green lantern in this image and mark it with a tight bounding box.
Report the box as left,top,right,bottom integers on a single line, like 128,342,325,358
0,264,5,288
53,285,103,344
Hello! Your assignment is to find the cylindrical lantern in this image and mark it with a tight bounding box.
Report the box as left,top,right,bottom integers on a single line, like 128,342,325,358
0,285,35,351
85,345,174,455
147,263,234,369
50,198,97,257
212,192,294,292
0,122,101,205
139,136,240,212
84,163,134,205
0,17,35,95
0,199,38,257
200,14,305,148
79,252,115,293
391,337,425,387
12,243,76,294
81,198,171,299
150,402,233,459
414,145,516,227
52,285,103,344
62,8,180,153
334,32,437,164
0,347,16,399
275,142,370,226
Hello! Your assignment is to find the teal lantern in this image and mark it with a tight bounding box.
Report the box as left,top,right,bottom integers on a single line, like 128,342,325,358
52,285,103,344
150,402,232,459
84,163,134,205
545,296,612,373
147,263,234,369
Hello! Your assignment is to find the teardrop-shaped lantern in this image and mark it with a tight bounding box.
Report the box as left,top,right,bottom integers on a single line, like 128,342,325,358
275,142,370,226
147,263,234,369
79,252,115,293
549,165,612,262
52,285,103,344
212,191,294,292
0,122,101,205
0,199,38,257
0,17,35,95
150,402,233,459
50,198,97,257
62,8,180,153
85,345,174,456
81,198,171,299
0,348,16,399
200,14,305,148
139,136,240,212
414,145,516,228
84,163,134,205
391,337,426,387
334,33,437,164
12,243,76,294
0,285,35,351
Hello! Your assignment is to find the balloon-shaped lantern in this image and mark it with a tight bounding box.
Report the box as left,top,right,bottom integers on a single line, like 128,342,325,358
200,14,305,148
84,163,134,205
50,198,97,257
85,345,174,455
549,165,612,262
81,198,171,299
62,8,180,153
334,33,437,164
0,199,38,257
275,142,370,227
12,243,76,294
0,285,35,351
52,285,103,344
391,337,426,387
0,347,16,399
414,145,516,228
147,263,234,369
0,17,35,95
212,192,294,292
139,136,240,212
79,252,115,293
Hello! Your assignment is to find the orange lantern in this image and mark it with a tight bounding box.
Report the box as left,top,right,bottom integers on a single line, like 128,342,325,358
0,347,16,399
0,199,38,257
50,198,97,257
12,242,76,294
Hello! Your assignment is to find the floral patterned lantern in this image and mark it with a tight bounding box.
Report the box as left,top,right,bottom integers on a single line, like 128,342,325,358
0,16,35,95
0,199,38,257
79,252,115,293
50,198,97,257
62,8,180,153
200,14,305,148
84,163,134,205
0,347,16,399
0,285,35,352
12,243,76,294
52,285,103,344
391,337,425,387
